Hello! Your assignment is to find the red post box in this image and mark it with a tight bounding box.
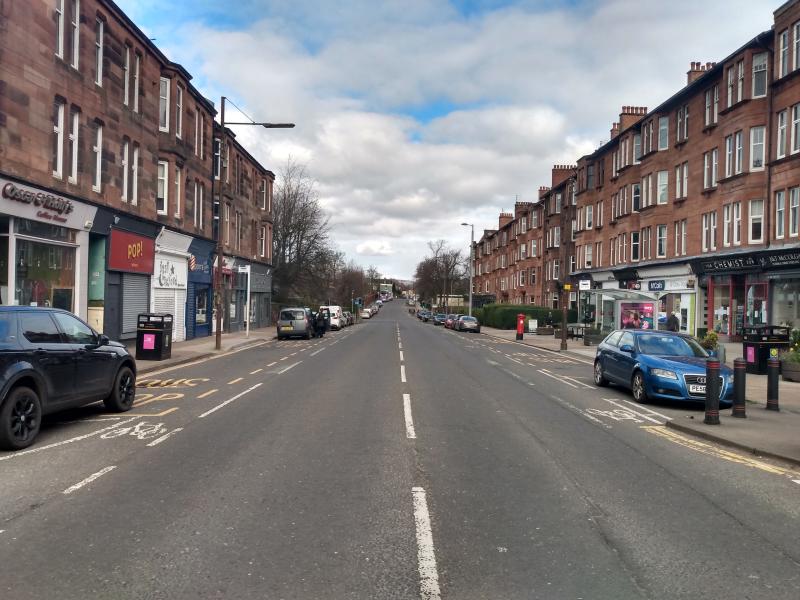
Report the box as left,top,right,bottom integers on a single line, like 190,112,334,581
516,313,525,341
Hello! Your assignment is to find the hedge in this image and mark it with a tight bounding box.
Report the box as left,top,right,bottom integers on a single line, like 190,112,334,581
475,304,578,330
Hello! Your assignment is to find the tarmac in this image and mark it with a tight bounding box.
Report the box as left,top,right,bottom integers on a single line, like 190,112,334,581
480,325,800,468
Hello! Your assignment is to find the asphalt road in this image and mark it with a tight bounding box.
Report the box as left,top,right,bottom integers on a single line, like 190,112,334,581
0,302,798,599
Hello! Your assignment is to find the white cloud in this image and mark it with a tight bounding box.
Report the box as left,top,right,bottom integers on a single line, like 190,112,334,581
356,241,395,256
122,0,775,278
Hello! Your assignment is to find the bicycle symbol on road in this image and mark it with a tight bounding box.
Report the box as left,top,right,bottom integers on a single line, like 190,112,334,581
100,421,170,441
585,408,646,424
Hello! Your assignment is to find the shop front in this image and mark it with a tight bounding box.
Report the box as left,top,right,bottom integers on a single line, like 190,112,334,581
693,254,770,342
186,238,215,339
152,230,191,343
216,255,247,333
0,176,96,318
249,262,272,329
104,228,156,341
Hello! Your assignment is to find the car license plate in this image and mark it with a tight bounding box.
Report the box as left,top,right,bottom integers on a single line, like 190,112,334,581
281,326,292,331
689,384,705,394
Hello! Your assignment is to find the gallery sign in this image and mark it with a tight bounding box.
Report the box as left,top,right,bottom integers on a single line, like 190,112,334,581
108,229,155,274
0,177,97,230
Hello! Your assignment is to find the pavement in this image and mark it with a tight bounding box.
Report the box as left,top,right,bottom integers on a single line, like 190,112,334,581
126,328,277,375
1,305,799,598
481,324,800,468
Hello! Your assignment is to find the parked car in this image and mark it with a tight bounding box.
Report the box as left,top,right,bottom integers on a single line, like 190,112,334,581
277,307,313,340
360,308,372,319
593,330,733,405
319,305,344,330
444,314,457,329
0,307,137,450
456,315,481,333
342,311,354,326
433,313,447,326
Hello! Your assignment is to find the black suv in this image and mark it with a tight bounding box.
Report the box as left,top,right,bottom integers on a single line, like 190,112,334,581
0,307,137,450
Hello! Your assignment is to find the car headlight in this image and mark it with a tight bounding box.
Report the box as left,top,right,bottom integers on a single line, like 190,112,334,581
651,368,678,380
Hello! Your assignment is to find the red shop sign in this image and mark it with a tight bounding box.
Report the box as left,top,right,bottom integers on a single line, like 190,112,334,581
108,229,155,274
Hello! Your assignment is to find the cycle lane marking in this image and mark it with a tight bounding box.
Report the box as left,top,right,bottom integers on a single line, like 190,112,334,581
198,383,263,419
62,466,117,495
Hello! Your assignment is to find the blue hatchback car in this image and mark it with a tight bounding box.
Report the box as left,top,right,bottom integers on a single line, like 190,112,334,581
593,330,733,405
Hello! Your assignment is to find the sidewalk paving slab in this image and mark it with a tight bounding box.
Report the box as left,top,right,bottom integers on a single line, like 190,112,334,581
130,329,275,375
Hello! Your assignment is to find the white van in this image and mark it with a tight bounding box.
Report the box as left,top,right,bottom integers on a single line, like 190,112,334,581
320,305,344,330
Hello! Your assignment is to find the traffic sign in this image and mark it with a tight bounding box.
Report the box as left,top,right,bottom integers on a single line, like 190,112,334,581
354,297,363,306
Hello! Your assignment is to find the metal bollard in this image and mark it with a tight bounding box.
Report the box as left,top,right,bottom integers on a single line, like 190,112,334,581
704,357,721,425
766,356,780,411
732,358,747,418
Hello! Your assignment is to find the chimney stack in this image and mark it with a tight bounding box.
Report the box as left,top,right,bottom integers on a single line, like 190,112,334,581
551,164,577,188
687,60,710,85
498,212,514,229
619,105,648,132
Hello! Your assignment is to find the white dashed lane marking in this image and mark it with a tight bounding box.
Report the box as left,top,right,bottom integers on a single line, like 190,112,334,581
63,466,117,495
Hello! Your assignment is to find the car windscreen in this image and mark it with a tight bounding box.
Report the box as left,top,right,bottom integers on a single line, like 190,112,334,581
461,316,477,322
636,334,707,357
280,310,306,321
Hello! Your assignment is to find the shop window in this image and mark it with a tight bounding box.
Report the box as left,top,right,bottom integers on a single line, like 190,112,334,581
196,292,207,324
15,240,75,311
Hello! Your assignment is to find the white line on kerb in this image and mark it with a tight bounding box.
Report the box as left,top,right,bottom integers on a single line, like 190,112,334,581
199,383,263,418
0,417,139,462
63,466,117,494
403,393,417,439
400,351,405,362
146,427,184,447
401,365,407,383
412,487,441,600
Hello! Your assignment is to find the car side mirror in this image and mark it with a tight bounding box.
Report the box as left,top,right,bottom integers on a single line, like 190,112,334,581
619,343,634,353
87,334,109,349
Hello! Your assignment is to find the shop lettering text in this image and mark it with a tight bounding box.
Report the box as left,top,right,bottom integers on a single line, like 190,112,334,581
2,182,74,215
128,241,144,260
158,260,181,288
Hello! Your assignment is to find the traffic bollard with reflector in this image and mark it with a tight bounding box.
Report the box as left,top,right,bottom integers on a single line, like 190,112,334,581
766,357,780,411
732,358,747,418
704,357,721,425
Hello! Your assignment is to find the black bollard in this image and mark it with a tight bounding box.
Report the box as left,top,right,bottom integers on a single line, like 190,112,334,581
732,358,747,418
704,357,721,425
766,356,780,411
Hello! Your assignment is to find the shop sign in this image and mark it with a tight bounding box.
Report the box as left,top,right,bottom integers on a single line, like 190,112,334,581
0,177,97,230
579,279,591,291
619,280,641,290
648,280,666,292
666,279,689,291
763,250,800,269
699,256,758,273
155,255,187,289
189,254,210,274
108,229,155,274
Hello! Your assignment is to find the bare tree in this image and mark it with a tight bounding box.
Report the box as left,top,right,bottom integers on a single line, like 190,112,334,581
272,158,332,304
414,241,465,309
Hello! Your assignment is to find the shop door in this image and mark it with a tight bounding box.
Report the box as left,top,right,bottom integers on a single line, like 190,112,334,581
121,274,149,338
153,288,187,342
746,283,768,327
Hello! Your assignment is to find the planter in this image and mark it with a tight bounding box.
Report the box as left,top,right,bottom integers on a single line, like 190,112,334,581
536,327,554,336
781,360,800,382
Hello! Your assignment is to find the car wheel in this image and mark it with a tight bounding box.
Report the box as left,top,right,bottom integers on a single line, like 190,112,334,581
632,371,648,403
104,366,136,413
304,331,312,340
0,386,42,450
594,360,609,387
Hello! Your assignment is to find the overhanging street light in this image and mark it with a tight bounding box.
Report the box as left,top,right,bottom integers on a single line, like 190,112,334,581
213,96,295,350
461,222,474,317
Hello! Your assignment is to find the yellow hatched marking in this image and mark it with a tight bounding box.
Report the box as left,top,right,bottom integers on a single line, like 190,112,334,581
641,426,796,477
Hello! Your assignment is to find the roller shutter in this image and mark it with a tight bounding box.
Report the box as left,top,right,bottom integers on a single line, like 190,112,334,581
153,288,187,342
121,273,149,336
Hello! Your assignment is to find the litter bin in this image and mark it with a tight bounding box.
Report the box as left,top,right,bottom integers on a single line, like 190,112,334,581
742,325,790,374
136,313,174,361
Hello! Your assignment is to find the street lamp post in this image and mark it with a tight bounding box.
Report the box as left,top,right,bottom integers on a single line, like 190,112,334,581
461,222,474,317
213,96,294,350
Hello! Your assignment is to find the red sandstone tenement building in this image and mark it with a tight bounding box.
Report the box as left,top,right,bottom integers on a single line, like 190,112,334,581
0,0,275,341
472,0,800,340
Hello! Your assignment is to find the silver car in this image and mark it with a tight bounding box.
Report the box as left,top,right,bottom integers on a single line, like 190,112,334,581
277,307,312,340
456,315,481,333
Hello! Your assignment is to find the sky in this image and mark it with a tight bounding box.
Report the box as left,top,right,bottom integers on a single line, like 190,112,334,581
116,0,776,280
